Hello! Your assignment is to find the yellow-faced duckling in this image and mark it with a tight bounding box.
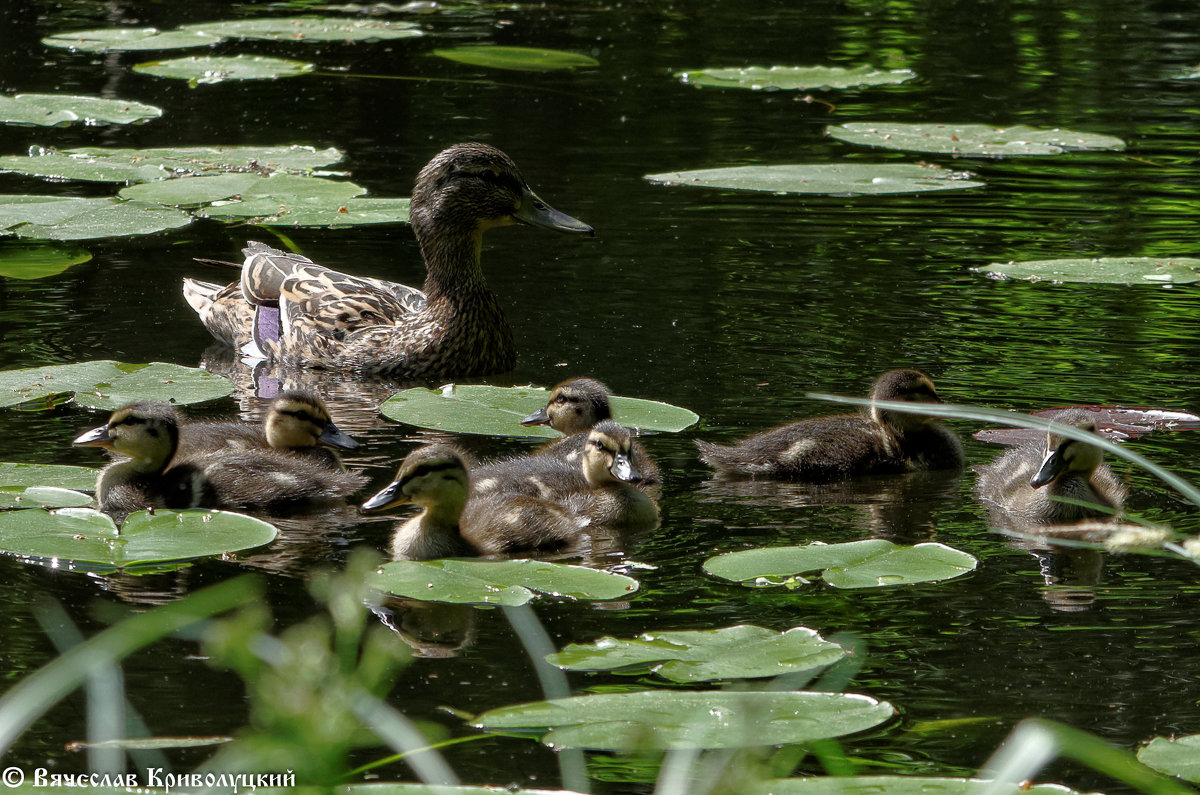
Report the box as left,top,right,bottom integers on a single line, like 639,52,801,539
975,409,1125,522
183,142,594,378
520,376,660,488
360,445,580,560
695,369,964,481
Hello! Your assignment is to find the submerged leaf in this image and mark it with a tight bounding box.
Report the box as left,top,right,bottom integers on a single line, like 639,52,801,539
827,122,1125,156
433,46,598,71
0,360,233,410
975,257,1200,284
0,93,162,127
0,196,191,241
0,242,91,279
645,163,982,195
1139,734,1200,783
43,27,222,52
179,16,422,42
368,558,638,605
133,55,315,84
678,65,915,90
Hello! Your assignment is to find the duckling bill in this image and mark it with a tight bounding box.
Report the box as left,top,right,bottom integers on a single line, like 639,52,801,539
695,369,963,481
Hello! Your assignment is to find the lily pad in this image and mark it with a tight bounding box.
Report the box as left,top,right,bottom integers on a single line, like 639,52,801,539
0,360,234,410
474,690,895,750
677,65,916,90
1139,734,1200,783
179,16,423,42
545,624,845,683
0,94,162,127
0,507,277,569
0,196,191,241
975,257,1200,285
0,242,92,279
747,777,1089,794
826,122,1125,156
43,27,223,52
0,463,99,492
0,487,93,510
381,384,698,438
368,558,639,606
644,163,982,195
433,46,598,72
133,55,315,84
703,539,977,589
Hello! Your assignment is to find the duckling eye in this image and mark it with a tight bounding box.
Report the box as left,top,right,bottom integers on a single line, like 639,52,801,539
479,168,498,180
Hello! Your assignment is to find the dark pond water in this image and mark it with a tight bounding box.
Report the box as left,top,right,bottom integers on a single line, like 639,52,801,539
3,0,1200,791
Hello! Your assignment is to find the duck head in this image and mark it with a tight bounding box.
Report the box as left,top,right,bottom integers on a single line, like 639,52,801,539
265,390,359,450
869,369,945,432
73,400,180,474
521,377,614,436
1030,410,1105,489
581,420,641,486
362,444,471,516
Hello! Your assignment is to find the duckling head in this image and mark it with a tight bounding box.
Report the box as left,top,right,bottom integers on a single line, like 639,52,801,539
73,400,180,474
1030,410,1105,489
361,444,471,517
410,143,594,244
521,377,614,436
581,420,642,487
264,390,359,450
868,369,944,432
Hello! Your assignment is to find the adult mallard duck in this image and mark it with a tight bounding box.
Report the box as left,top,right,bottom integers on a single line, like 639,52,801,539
975,408,1125,522
520,376,660,488
695,369,964,481
183,142,594,378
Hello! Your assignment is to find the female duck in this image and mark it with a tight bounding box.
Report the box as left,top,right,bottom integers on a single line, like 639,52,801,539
975,409,1125,522
520,377,660,487
695,369,963,481
183,142,593,379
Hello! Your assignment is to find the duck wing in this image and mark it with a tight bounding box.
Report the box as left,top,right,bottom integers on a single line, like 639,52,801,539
242,241,426,312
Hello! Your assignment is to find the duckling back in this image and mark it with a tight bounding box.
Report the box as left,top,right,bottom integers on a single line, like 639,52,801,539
186,446,367,511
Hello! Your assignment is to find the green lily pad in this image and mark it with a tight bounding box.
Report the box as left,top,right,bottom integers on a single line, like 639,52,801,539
0,94,162,127
0,196,191,241
179,16,423,42
1139,734,1200,783
368,558,639,606
43,27,223,52
677,65,916,90
0,360,234,410
546,624,845,683
644,163,982,195
474,690,894,750
747,777,1089,794
826,122,1125,156
133,55,315,84
704,539,977,589
0,507,277,569
0,487,93,510
0,463,99,492
0,242,92,279
433,46,598,72
380,384,699,438
975,257,1200,285
245,197,412,227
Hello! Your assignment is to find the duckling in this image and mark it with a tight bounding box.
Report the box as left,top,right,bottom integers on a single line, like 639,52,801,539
975,409,1125,522
520,377,660,488
695,369,964,481
183,142,594,378
182,443,367,512
73,401,211,523
360,445,580,560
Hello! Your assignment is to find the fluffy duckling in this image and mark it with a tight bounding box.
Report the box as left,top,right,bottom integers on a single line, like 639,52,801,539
695,369,964,481
520,377,660,488
360,445,580,560
975,409,1126,522
183,142,594,378
182,444,367,511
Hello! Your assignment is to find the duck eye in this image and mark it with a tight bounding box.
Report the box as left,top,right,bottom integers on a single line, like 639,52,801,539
480,168,498,181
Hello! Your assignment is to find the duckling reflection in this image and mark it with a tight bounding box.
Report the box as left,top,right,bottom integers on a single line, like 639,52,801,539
696,369,963,481
975,409,1125,522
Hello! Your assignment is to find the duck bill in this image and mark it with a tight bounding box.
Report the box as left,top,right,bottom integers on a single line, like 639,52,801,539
319,422,360,451
73,425,113,450
520,406,552,427
610,453,641,483
361,480,411,514
515,187,594,236
1030,450,1066,489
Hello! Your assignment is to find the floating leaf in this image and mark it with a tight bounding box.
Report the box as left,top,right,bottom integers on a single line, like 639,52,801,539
67,736,232,750
0,487,93,510
678,65,916,91
368,558,639,605
0,242,91,279
546,624,845,683
0,463,99,492
0,93,162,127
1139,734,1200,783
246,197,412,227
133,55,315,84
43,27,223,52
747,777,1090,794
474,690,894,750
645,163,982,195
975,257,1200,285
704,539,977,589
0,360,234,410
0,196,191,241
0,507,276,569
974,405,1200,445
179,16,423,42
826,122,1125,156
380,384,699,438
433,46,598,71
